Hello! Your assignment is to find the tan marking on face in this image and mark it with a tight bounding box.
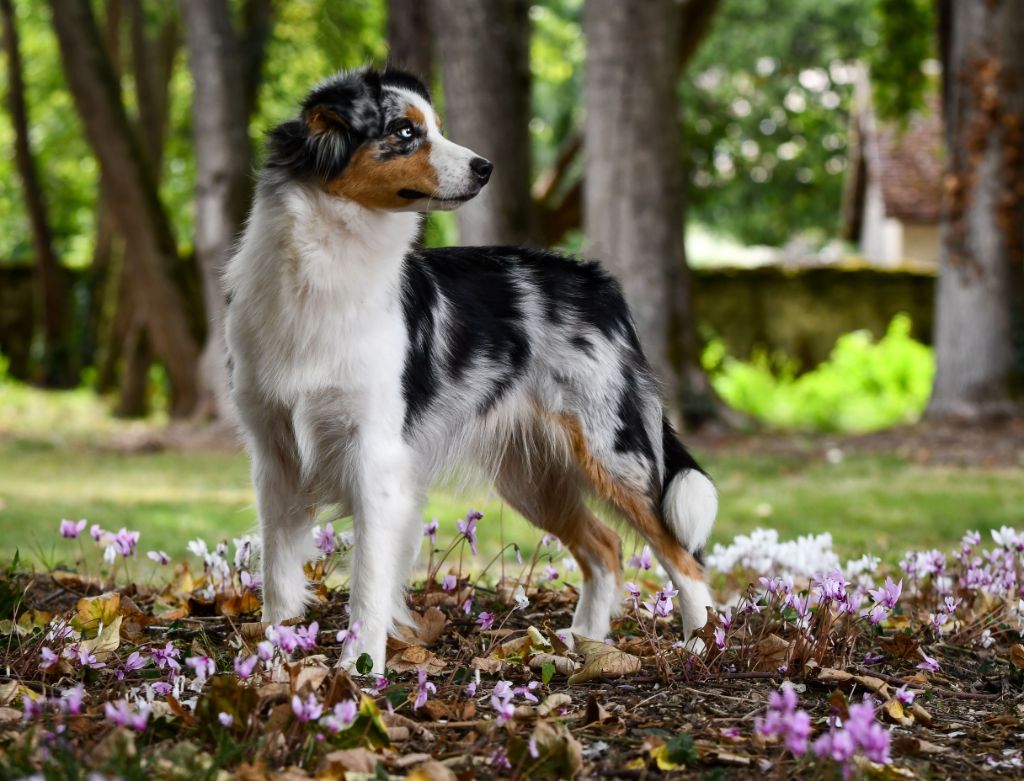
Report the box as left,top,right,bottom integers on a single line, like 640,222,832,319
558,413,704,582
405,106,427,125
329,140,439,209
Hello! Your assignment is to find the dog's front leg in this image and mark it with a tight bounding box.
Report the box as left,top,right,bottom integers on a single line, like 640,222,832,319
340,435,419,673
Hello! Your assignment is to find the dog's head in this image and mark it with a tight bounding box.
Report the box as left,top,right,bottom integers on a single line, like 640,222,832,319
265,67,491,211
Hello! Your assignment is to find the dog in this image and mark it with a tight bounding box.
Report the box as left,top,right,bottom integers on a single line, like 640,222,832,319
224,67,717,672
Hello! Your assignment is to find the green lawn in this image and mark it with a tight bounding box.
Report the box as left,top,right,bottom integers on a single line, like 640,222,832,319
1,384,1021,573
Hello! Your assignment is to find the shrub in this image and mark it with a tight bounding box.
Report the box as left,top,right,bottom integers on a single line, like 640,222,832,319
705,314,934,432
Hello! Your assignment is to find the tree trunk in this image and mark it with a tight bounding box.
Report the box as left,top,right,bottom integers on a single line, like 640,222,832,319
388,0,433,82
583,0,686,413
429,0,534,245
2,0,71,387
48,0,200,417
182,0,271,422
928,0,1024,420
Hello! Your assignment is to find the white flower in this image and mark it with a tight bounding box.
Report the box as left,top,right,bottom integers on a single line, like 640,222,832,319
187,539,209,558
103,545,116,565
513,585,529,610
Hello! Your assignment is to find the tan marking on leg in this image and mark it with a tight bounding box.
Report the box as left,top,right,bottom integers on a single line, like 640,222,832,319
558,413,703,581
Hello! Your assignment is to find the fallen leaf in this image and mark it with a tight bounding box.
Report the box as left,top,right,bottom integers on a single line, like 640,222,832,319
537,693,573,717
882,698,905,722
73,594,121,635
406,760,457,781
316,748,380,778
80,614,122,657
386,645,445,674
508,721,583,779
1010,644,1024,670
754,634,790,672
569,636,641,684
529,653,578,678
880,634,920,661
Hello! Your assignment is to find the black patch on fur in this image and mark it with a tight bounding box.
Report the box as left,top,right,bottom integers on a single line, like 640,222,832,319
661,416,706,489
692,546,706,566
400,260,441,431
613,369,654,459
381,68,432,103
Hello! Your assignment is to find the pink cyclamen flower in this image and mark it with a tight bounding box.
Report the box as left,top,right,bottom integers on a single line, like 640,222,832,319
490,680,515,724
151,641,180,671
894,685,915,706
423,518,438,545
321,699,358,733
456,510,482,555
267,624,299,654
465,682,477,697
22,694,45,721
476,611,496,631
755,683,812,756
295,622,319,651
256,640,275,662
544,566,559,581
313,523,335,556
60,685,84,715
441,574,457,592
73,645,105,670
462,596,474,614
89,523,106,541
336,620,362,651
291,692,323,723
643,581,678,618
218,711,234,727
39,647,58,670
104,700,150,730
624,582,641,605
234,654,259,678
714,627,726,651
514,681,540,704
628,545,653,570
186,655,215,683
917,652,940,672
111,527,140,557
414,669,437,710
60,519,87,539
868,577,903,610
116,650,149,680
147,550,170,565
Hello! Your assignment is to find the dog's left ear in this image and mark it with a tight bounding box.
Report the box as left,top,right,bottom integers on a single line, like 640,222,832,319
266,68,384,181
299,68,383,179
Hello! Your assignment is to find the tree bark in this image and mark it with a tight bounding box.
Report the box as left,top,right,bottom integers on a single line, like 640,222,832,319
583,0,683,415
429,0,534,245
182,0,271,422
388,0,433,82
48,0,200,417
2,0,71,387
928,0,1024,420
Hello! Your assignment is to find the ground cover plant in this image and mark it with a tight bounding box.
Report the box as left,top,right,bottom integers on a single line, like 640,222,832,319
2,509,1024,780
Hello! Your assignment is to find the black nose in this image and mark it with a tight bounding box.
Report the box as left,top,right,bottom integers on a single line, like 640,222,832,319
470,157,493,184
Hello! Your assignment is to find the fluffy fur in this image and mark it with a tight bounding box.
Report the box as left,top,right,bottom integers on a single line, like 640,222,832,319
225,67,717,671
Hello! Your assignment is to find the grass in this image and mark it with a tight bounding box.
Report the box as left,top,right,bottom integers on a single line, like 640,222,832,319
1,383,1021,572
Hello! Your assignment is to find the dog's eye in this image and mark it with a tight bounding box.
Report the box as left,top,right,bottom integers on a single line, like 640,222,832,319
392,120,415,140
399,126,414,139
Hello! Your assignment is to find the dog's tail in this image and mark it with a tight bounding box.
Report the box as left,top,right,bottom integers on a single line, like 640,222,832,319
660,416,717,564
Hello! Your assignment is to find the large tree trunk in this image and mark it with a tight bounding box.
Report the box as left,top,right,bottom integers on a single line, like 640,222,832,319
1,0,71,387
928,0,1024,420
583,0,684,416
182,0,271,422
388,0,433,82
429,0,534,245
48,0,200,417
584,0,727,427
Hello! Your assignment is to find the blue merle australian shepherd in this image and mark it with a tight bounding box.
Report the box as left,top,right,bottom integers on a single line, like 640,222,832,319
225,67,717,672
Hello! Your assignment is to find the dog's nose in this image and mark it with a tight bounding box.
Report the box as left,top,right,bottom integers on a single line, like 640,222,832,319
470,157,493,184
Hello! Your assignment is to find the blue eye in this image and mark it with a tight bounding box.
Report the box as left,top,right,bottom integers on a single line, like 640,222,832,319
398,126,413,139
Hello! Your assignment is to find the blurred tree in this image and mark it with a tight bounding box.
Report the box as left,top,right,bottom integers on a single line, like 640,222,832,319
430,0,534,245
927,0,1024,419
182,0,273,422
1,0,71,387
584,0,726,426
48,0,200,417
387,0,431,81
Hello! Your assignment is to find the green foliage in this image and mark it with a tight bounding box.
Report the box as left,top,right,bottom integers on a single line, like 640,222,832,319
706,315,935,432
683,0,875,246
867,0,936,121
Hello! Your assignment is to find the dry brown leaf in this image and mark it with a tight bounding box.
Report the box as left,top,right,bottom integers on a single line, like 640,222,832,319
754,634,790,672
1010,643,1024,670
816,667,854,685
880,634,920,661
240,621,270,644
386,645,445,674
893,736,949,755
529,652,578,677
471,656,505,674
568,636,641,684
316,748,380,778
289,663,329,696
537,693,573,717
406,760,458,781
882,698,905,722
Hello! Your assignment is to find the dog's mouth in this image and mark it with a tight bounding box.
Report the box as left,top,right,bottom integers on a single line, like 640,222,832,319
397,188,479,204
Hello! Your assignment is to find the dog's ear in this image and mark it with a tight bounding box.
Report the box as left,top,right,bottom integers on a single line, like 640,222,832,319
266,68,383,180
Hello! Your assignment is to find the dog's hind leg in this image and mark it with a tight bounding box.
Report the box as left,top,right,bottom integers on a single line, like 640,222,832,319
558,412,716,641
495,434,622,643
